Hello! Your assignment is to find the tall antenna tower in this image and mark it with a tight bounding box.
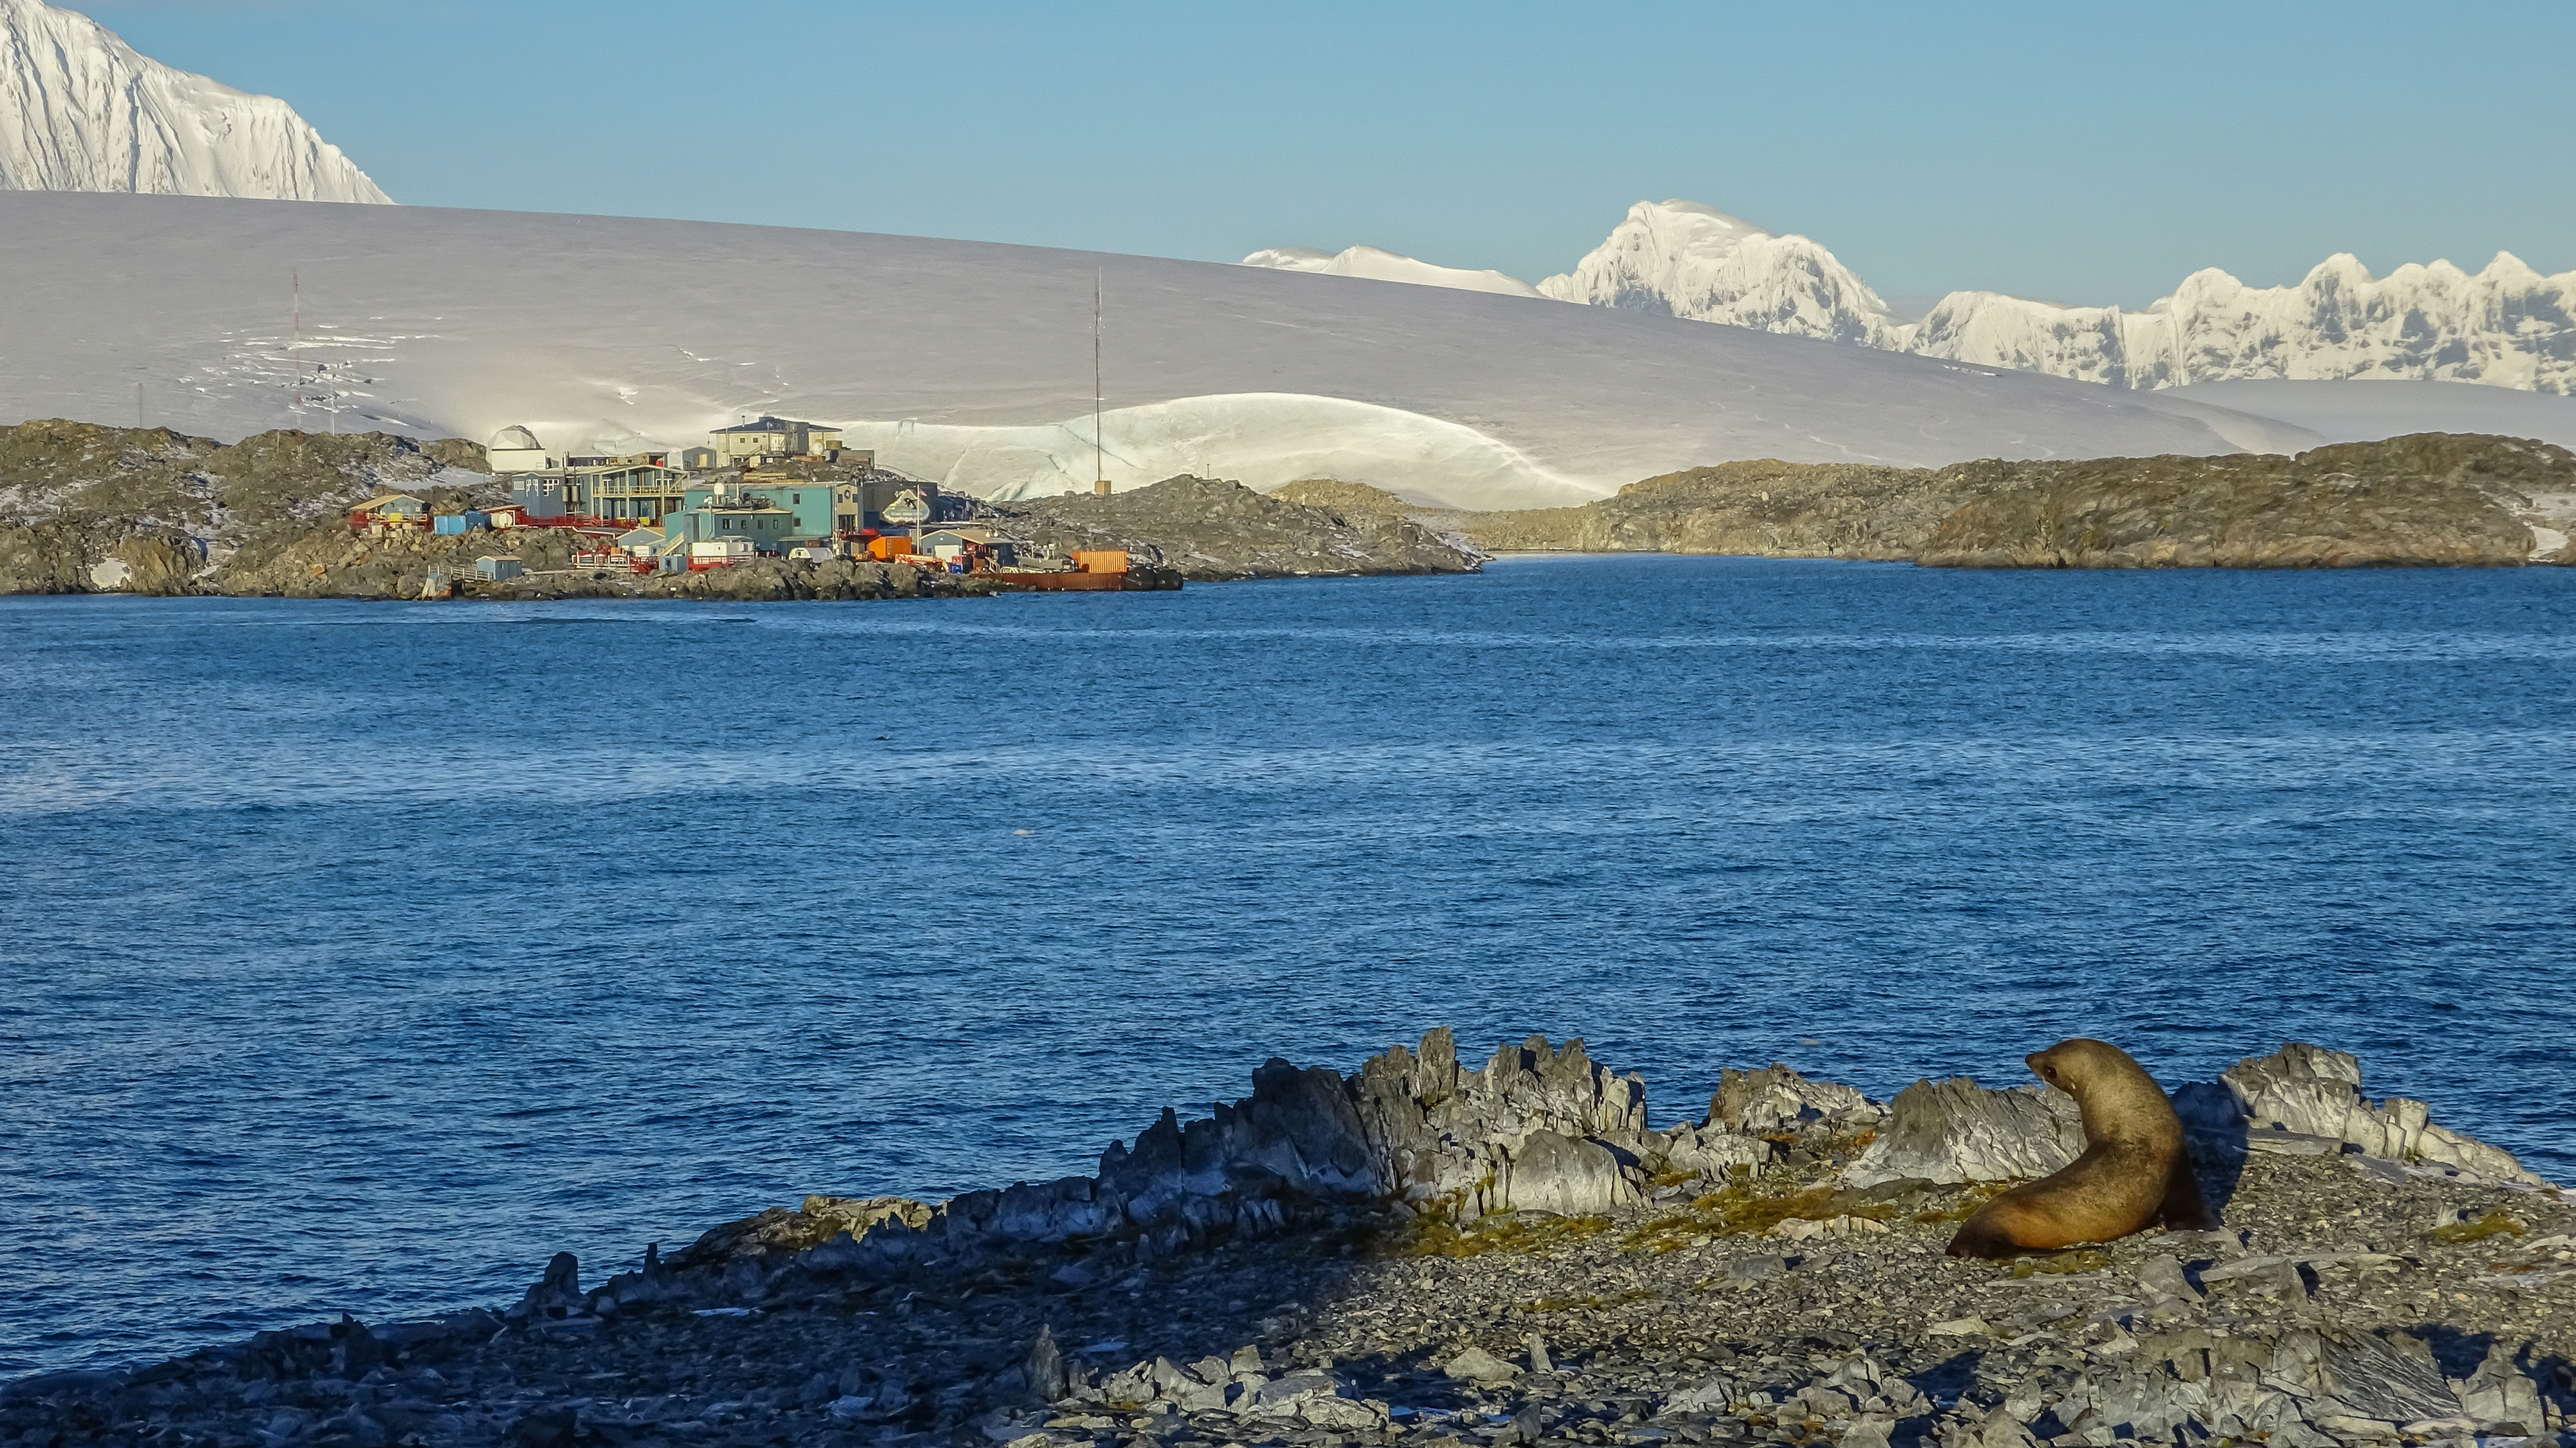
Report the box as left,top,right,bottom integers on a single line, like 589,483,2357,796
290,271,304,426
1092,270,1106,494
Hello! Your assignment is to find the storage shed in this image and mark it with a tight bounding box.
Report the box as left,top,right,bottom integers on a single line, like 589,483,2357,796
919,527,1017,566
350,493,428,529
475,554,524,581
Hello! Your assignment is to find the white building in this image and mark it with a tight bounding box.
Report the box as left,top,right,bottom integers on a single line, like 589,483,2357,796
487,425,553,475
709,416,844,465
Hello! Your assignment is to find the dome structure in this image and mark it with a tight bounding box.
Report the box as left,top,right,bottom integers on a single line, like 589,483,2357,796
488,424,543,451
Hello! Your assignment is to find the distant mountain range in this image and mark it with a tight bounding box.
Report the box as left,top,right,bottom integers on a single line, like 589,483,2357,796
1248,199,2576,395
0,0,388,202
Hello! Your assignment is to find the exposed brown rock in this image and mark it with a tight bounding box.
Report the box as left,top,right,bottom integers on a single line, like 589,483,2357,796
1418,433,2576,569
985,475,1481,580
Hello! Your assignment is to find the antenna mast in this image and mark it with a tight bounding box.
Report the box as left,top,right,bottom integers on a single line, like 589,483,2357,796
290,271,303,426
1093,270,1105,493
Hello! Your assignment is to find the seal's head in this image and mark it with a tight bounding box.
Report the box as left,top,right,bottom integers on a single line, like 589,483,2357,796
2025,1039,2112,1093
2023,1038,2179,1149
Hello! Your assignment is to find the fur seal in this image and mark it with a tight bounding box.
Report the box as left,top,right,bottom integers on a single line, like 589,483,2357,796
1945,1038,2217,1258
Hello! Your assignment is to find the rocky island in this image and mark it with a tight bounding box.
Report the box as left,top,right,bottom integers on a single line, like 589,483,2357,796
1310,434,2576,569
6,1033,2564,1448
0,422,1481,599
10,422,2576,602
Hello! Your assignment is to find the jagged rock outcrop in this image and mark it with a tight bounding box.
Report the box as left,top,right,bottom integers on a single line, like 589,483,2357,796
1709,1062,1882,1135
1842,1042,2550,1193
591,1031,2550,1327
2221,1043,2546,1186
1842,1077,2083,1189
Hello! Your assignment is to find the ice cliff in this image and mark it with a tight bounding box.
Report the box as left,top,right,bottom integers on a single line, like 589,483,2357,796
0,0,390,202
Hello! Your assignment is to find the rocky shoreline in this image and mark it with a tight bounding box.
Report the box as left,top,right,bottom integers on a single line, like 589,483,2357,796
0,422,1476,601
6,1033,2565,1448
1308,434,2576,569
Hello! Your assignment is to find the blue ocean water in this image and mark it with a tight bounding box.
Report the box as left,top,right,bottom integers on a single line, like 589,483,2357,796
2,556,2573,1376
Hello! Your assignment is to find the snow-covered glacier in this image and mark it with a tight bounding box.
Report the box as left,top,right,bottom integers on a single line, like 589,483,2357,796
0,0,389,202
1277,198,2576,395
0,193,2324,511
1909,254,2576,393
1240,244,1542,297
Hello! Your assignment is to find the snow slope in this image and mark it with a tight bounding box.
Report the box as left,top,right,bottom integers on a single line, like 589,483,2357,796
0,193,2325,509
2174,379,2576,451
1305,199,2576,396
0,0,388,202
1240,244,1542,298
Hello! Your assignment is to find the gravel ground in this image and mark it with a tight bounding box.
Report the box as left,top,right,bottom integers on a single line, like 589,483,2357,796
6,1122,2566,1448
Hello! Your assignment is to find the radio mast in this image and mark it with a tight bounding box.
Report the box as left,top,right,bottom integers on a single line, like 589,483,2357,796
1093,270,1106,494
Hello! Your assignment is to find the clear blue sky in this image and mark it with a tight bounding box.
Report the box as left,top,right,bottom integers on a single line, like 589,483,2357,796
89,0,2576,308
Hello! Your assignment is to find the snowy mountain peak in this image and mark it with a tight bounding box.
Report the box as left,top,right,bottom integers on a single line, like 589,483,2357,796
0,0,390,202
1536,199,2575,395
1239,242,1542,298
1536,198,1895,346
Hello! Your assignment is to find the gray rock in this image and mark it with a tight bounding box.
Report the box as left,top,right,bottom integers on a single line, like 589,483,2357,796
2266,1330,2461,1426
1500,1131,1640,1215
1658,1124,1773,1178
1842,1077,2082,1188
2450,1341,2546,1434
2137,1254,2201,1301
1300,1396,1388,1431
1026,1326,1067,1404
1723,1255,1788,1283
1253,1371,1336,1409
514,1252,583,1319
506,1405,578,1448
1708,1064,1879,1134
2221,1043,2548,1185
1841,1418,1895,1448
1445,1345,1521,1384
0,1368,129,1404
1665,1377,1738,1414
1959,1406,2038,1448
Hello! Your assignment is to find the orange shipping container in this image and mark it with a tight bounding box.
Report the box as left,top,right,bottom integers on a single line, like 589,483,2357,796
1073,549,1128,574
867,536,914,559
